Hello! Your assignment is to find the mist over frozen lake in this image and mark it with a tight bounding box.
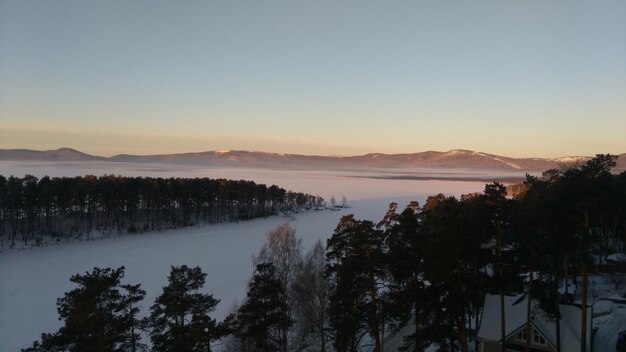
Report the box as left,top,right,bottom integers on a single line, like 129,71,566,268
0,161,496,351
0,160,520,201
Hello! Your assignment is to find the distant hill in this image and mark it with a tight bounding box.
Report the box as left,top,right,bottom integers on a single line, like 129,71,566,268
1,147,625,173
0,148,106,162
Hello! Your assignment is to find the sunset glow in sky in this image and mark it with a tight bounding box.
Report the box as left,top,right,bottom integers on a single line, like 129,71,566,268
1,1,625,157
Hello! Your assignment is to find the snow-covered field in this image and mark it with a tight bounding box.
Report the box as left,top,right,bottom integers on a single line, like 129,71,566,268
0,162,488,351
0,200,380,351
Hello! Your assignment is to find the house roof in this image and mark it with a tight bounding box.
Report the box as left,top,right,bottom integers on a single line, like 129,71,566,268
477,293,591,352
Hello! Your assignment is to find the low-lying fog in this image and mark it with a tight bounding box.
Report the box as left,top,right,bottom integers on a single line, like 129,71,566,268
0,160,526,201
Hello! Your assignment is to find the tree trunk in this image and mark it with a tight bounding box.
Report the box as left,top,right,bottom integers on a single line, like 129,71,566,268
497,229,506,352
415,302,420,352
381,304,385,352
525,268,533,352
281,328,288,352
581,209,589,352
613,213,620,250
320,319,326,352
131,325,136,352
458,316,468,352
563,256,569,303
581,263,588,352
555,305,561,352
369,287,381,352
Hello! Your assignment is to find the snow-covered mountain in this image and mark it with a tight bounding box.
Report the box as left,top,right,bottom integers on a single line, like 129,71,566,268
1,148,624,172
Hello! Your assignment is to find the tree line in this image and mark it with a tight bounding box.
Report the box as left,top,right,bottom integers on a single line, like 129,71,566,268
24,265,226,352
23,225,324,352
320,154,625,352
0,175,324,247
21,154,626,352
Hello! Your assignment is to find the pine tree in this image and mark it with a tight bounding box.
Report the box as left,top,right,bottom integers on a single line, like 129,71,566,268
7,175,22,247
379,202,437,351
148,265,222,352
482,182,510,352
120,284,147,352
236,263,292,352
560,154,617,352
23,266,144,352
0,175,7,240
325,215,385,352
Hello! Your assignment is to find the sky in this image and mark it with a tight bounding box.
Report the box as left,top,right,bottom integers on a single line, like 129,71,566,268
1,1,625,158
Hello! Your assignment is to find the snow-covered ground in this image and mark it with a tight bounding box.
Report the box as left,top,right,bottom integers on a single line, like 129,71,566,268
0,196,470,352
585,274,626,352
0,162,489,351
0,205,343,351
2,162,624,351
375,274,626,352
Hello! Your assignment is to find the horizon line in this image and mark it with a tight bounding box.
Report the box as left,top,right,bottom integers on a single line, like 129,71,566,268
1,146,623,160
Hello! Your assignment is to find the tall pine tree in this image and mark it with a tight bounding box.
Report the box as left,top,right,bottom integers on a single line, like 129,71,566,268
148,265,222,352
236,263,292,352
325,215,385,352
24,266,145,352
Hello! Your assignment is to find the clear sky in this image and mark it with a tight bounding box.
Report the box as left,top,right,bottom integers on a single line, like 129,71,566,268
1,1,625,158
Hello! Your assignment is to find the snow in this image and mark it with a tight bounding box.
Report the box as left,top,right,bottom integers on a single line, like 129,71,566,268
490,157,522,170
551,156,589,163
482,263,495,277
594,302,626,352
2,161,624,351
588,275,626,352
448,149,475,155
0,162,490,352
607,253,626,263
475,273,626,352
0,161,488,202
519,271,543,283
0,202,363,351
476,152,522,170
478,293,592,352
558,281,577,295
0,196,466,352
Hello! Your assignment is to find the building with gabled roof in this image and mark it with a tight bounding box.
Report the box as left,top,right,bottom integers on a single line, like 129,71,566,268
477,293,592,352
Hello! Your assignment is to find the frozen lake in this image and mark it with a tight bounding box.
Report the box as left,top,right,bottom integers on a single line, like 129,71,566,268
0,160,517,201
0,161,492,351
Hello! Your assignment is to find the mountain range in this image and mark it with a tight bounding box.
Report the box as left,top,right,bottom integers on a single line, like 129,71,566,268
1,147,625,173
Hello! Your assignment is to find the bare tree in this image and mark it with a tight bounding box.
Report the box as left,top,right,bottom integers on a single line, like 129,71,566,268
293,240,329,352
254,223,303,352
255,223,302,290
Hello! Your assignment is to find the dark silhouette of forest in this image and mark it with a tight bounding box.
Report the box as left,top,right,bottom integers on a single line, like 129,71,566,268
0,175,324,247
